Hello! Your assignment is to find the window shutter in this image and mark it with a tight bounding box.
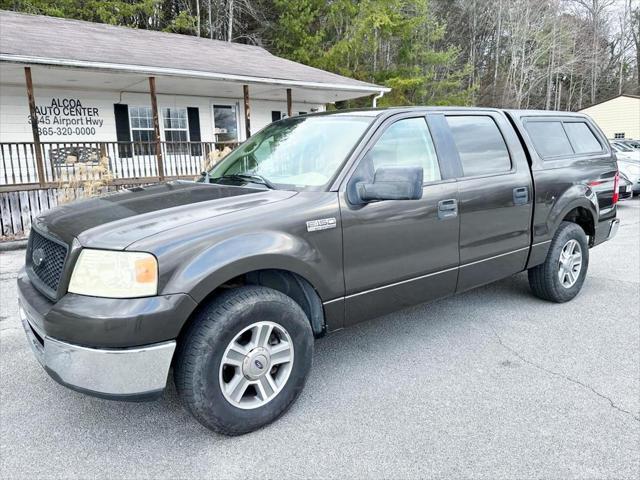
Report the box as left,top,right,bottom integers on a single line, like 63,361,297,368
187,107,202,156
114,104,131,157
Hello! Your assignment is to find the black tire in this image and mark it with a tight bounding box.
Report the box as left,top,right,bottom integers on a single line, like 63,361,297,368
528,221,589,303
174,286,313,435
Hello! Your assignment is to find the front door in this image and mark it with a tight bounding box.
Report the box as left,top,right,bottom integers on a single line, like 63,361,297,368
339,115,460,326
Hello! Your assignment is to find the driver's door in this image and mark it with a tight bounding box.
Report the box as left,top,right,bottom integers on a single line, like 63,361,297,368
339,115,460,326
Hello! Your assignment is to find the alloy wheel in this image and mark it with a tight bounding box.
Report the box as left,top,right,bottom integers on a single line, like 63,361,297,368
558,239,582,288
219,321,294,409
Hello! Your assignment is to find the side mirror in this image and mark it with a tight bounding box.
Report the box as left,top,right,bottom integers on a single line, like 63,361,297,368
356,166,423,203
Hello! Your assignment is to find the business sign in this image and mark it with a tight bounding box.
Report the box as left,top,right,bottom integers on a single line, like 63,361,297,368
28,97,105,137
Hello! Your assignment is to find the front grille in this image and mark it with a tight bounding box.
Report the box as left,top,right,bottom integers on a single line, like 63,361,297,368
27,229,68,295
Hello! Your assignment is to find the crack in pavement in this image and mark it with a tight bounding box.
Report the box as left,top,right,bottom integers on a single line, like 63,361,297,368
488,324,640,423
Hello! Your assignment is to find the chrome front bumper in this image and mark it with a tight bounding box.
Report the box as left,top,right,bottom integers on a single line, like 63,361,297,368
19,305,176,401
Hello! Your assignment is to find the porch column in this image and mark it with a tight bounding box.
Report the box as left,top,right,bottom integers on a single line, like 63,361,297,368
24,67,46,187
286,88,293,117
243,84,251,139
148,76,165,181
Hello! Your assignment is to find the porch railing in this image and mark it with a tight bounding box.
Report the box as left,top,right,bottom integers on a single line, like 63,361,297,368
0,141,238,189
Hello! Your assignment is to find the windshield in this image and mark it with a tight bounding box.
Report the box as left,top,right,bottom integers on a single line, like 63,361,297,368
206,115,373,190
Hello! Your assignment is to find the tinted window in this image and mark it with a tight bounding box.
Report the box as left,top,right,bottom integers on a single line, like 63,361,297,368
564,122,602,154
367,117,441,182
446,116,511,176
524,121,573,158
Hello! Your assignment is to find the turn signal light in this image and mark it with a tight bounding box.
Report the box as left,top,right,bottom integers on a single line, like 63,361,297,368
135,257,158,283
612,171,619,204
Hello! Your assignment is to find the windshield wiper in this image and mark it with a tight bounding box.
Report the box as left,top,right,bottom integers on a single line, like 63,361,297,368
215,173,276,190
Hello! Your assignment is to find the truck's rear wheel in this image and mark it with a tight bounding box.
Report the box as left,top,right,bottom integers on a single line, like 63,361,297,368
528,221,589,303
174,286,313,435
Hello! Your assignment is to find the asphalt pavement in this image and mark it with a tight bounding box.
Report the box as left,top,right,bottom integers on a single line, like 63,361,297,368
1,200,639,479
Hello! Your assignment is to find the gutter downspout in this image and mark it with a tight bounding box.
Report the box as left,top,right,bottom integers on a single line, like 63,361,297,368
372,90,385,108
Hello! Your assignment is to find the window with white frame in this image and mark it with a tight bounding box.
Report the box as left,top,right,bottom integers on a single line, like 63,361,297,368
129,106,155,155
614,133,625,139
213,104,239,142
163,107,189,154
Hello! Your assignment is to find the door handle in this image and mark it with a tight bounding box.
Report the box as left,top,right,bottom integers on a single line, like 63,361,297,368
437,198,458,219
513,187,529,205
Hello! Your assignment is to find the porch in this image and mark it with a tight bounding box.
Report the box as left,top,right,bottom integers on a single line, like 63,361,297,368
0,139,237,189
0,138,239,239
0,11,388,239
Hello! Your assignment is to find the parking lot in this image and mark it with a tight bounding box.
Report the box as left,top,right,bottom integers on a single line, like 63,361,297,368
1,200,638,480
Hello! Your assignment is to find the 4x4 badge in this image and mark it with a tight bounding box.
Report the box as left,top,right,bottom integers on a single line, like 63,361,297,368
306,218,337,232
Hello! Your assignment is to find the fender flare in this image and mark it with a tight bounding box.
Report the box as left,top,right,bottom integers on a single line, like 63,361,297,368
164,230,335,307
545,184,598,239
528,184,598,269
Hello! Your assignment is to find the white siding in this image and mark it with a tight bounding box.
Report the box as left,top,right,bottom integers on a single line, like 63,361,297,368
579,96,640,140
0,85,118,143
0,84,325,144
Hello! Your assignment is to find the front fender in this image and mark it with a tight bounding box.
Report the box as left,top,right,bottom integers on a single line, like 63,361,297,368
163,230,340,303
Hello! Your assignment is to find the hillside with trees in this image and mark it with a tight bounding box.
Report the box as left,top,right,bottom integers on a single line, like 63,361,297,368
2,0,638,109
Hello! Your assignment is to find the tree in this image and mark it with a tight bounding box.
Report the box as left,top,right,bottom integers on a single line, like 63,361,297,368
271,0,473,106
2,0,635,107
631,0,640,89
270,0,326,65
1,0,161,28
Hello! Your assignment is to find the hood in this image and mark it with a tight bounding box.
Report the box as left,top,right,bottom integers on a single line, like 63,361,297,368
33,181,296,249
618,159,640,177
616,151,640,161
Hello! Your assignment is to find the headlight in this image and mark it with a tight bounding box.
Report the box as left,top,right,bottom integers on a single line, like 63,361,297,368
68,249,158,298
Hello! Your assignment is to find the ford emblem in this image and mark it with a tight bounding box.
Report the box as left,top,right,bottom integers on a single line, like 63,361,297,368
254,359,264,369
32,248,45,267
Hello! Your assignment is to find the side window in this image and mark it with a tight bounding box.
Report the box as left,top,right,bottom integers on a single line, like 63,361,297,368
446,115,511,176
213,104,239,142
563,122,602,154
524,121,573,158
129,106,155,155
366,117,441,182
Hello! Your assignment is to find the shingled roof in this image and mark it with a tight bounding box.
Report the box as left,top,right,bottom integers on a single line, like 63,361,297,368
0,10,387,95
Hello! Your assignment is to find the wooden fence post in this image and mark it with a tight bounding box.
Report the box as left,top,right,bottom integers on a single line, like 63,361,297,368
243,84,251,139
286,88,293,118
24,67,46,187
148,76,165,181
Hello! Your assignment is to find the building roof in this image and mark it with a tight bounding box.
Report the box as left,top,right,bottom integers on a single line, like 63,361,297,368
0,10,388,96
578,94,640,111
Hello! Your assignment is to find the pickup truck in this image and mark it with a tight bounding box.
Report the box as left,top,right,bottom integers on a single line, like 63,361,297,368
18,107,620,435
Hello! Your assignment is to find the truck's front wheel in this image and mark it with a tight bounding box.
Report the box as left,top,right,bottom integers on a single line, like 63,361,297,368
174,286,313,435
528,221,589,303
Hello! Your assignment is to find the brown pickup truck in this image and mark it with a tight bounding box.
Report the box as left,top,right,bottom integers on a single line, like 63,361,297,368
19,107,620,435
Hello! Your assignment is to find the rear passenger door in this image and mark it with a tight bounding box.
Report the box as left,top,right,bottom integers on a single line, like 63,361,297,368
444,111,533,292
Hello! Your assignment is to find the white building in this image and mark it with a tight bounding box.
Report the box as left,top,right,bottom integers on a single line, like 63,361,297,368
0,10,388,186
578,94,640,140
